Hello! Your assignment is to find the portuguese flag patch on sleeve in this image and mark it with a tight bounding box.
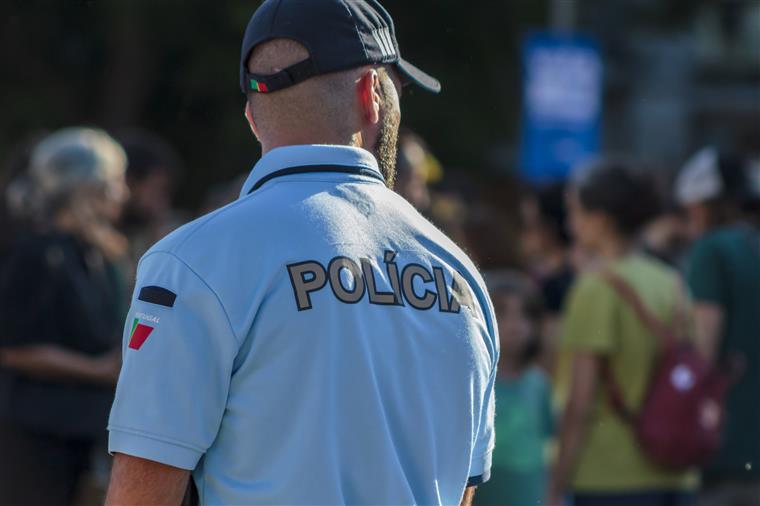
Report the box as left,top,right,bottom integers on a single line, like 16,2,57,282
128,318,155,350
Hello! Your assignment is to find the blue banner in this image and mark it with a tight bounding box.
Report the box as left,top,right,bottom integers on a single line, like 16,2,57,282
519,32,603,184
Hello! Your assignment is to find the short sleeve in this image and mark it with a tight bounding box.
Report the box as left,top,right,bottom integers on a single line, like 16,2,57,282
108,251,240,470
561,274,619,354
686,238,726,306
468,297,498,487
467,377,494,486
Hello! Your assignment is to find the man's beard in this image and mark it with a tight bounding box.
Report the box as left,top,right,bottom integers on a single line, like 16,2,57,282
374,103,401,189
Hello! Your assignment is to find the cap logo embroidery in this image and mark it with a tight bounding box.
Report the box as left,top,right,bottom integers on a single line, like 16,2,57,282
373,28,396,58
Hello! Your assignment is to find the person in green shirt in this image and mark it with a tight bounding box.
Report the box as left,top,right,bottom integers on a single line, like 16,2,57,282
675,147,760,506
476,271,554,506
548,160,697,506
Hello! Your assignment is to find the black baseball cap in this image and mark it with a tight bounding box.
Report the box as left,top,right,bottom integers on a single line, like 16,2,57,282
240,0,441,95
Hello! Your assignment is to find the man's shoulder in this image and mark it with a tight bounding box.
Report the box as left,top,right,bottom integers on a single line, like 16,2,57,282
694,225,756,252
387,192,492,312
385,191,477,269
143,214,216,259
632,254,680,283
142,192,280,262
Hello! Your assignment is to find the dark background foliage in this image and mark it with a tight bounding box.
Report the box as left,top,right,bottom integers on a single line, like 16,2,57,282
1,0,755,209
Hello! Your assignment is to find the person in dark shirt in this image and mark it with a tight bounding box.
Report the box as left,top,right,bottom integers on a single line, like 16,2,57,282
0,128,129,505
675,147,760,506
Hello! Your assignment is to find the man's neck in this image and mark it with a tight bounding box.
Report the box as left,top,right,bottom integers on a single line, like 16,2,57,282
260,133,363,156
598,236,634,261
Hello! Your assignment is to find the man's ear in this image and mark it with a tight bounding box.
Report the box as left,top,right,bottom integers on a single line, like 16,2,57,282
357,69,381,126
244,101,260,139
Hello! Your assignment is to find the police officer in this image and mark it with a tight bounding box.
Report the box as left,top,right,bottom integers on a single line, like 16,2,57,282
105,1,498,505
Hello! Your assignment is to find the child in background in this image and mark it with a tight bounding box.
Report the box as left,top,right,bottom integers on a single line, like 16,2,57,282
477,271,555,506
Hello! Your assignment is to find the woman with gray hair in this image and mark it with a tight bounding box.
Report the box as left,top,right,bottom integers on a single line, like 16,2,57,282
0,127,130,505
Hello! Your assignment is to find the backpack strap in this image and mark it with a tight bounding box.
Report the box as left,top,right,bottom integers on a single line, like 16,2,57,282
599,270,683,423
602,270,680,349
601,361,637,423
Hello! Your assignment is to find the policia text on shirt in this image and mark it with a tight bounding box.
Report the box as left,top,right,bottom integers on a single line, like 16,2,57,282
287,250,477,314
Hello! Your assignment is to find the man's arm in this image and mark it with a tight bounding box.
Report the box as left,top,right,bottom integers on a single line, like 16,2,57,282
107,252,240,502
0,345,120,385
460,485,476,506
693,302,724,363
685,239,726,364
547,352,599,506
105,453,190,506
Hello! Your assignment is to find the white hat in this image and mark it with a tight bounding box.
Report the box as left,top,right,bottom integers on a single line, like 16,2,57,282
674,147,724,206
6,127,127,218
29,127,127,196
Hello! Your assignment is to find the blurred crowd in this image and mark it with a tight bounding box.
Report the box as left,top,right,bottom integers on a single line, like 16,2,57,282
0,126,759,506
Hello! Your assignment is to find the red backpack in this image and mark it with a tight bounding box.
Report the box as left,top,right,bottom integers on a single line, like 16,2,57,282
601,271,739,471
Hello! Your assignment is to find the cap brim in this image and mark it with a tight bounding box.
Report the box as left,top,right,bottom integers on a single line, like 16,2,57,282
396,58,441,94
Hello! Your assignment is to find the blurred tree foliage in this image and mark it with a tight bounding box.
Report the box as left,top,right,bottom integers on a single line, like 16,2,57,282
0,0,548,208
0,0,721,209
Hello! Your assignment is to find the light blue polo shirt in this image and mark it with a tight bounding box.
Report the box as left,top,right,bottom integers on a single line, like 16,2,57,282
108,144,498,505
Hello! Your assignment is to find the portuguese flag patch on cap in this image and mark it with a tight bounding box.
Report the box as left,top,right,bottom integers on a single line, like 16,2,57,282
249,78,269,93
128,318,155,350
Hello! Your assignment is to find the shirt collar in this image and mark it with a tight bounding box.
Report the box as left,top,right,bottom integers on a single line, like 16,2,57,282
239,144,383,197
